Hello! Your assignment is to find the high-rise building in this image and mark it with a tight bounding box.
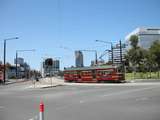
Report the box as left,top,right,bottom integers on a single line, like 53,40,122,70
75,51,83,67
125,27,160,49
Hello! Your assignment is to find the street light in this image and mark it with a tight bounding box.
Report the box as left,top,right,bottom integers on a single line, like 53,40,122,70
80,49,98,65
95,40,113,64
16,49,35,79
3,37,19,84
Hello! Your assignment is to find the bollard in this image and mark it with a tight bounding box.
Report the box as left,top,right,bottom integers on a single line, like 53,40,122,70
39,101,44,120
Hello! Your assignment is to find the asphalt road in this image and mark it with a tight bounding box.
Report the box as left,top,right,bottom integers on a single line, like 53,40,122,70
0,81,160,120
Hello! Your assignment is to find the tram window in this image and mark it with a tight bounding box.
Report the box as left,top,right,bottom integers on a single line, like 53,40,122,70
82,71,91,75
99,69,114,75
92,70,96,78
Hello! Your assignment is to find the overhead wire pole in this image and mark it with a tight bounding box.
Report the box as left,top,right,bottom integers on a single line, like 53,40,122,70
3,37,19,84
119,39,125,74
95,40,114,64
16,49,35,79
119,40,122,64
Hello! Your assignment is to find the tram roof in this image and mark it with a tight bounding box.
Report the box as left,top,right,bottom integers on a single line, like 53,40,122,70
64,65,117,71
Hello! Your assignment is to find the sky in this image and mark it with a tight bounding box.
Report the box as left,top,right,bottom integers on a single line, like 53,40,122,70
0,0,160,70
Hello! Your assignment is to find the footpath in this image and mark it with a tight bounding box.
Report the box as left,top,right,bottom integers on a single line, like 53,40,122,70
27,77,65,89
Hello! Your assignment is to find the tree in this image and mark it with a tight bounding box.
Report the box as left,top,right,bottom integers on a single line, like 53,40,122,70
130,35,139,49
145,52,157,71
149,40,160,68
127,35,142,66
126,35,149,73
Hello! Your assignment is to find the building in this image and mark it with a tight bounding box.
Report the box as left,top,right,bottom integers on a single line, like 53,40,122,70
108,43,126,64
13,57,30,78
53,60,60,71
7,63,30,79
42,58,60,77
75,51,83,67
14,57,24,65
125,27,160,49
0,58,30,79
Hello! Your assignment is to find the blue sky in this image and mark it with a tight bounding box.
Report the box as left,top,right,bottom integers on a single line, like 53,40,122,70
0,0,160,70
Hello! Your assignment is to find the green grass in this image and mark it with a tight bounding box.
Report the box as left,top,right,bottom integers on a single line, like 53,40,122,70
125,71,160,80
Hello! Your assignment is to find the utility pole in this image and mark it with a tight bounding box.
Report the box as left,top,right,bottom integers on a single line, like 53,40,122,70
3,40,6,84
111,43,114,64
119,40,122,64
119,40,125,74
16,51,18,79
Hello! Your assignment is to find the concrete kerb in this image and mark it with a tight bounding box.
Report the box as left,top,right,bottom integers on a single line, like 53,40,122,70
4,79,29,85
40,84,64,89
27,77,160,89
28,77,65,89
126,79,160,83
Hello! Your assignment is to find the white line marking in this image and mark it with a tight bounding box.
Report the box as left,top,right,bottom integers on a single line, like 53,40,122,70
28,115,39,120
80,100,85,103
0,106,4,109
136,97,149,101
100,86,159,98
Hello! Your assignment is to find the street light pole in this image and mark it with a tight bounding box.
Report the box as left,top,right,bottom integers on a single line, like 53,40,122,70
3,37,19,84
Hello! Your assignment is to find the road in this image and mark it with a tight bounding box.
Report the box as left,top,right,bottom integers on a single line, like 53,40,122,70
0,81,160,120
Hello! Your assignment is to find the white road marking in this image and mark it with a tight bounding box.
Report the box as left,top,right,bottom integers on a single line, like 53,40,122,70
80,100,85,103
136,97,150,101
100,86,160,98
28,115,38,120
0,106,4,109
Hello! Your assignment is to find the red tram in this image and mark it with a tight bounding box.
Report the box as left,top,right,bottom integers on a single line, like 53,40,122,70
64,65,125,83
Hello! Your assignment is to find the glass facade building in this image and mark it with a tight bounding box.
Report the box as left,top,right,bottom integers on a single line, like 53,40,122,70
125,27,160,49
